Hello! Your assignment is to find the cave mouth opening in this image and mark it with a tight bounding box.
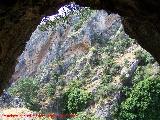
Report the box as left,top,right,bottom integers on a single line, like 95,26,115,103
0,1,160,119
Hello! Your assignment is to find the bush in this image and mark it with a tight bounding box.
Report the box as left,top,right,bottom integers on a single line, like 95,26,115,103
101,75,113,86
117,77,160,120
8,78,40,111
68,88,92,113
132,64,156,85
102,58,121,76
63,80,93,114
68,112,101,120
43,83,56,97
98,83,118,99
109,64,121,75
80,64,91,78
104,38,133,57
89,49,101,67
134,50,155,65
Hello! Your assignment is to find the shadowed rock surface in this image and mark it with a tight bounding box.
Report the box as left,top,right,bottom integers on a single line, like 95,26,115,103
1,0,160,94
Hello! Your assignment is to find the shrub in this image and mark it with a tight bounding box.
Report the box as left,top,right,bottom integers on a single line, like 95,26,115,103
63,80,93,114
109,64,121,75
43,83,56,97
101,75,113,86
80,64,91,78
117,77,160,120
8,78,40,111
104,38,133,57
98,83,118,99
134,50,155,65
132,64,156,85
89,49,101,67
102,58,121,76
68,112,101,120
67,88,92,113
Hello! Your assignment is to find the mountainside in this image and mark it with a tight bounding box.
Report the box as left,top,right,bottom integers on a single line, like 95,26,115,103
11,10,121,82
2,0,160,97
1,8,160,120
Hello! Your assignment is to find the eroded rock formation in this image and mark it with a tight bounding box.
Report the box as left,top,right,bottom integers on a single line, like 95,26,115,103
0,0,160,94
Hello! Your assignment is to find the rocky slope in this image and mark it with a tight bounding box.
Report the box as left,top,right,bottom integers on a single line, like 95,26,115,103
1,8,158,120
1,0,160,94
11,10,121,82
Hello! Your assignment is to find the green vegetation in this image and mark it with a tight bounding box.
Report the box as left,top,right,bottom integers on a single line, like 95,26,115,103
8,78,40,111
63,80,93,114
89,49,101,67
39,7,93,32
103,38,133,57
135,49,155,65
68,112,101,120
42,83,56,97
132,65,153,84
103,60,121,76
117,77,160,120
96,83,119,100
5,5,160,120
73,8,93,31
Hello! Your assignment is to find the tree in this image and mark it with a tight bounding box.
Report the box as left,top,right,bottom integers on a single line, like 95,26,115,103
63,80,93,114
117,77,160,120
8,78,40,111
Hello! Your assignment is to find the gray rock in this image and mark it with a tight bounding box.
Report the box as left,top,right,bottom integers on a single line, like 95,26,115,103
92,76,99,82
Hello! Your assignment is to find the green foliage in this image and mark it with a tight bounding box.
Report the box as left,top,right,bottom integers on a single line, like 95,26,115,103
8,78,40,111
94,52,120,100
117,77,160,120
89,47,101,67
109,64,121,75
132,64,156,84
63,80,93,114
80,63,91,78
68,112,102,120
39,7,93,32
103,58,121,76
43,83,56,97
73,8,93,31
67,88,92,113
124,59,130,67
51,71,59,81
97,83,118,99
134,50,155,65
102,56,115,69
101,75,113,86
68,79,84,88
104,38,133,57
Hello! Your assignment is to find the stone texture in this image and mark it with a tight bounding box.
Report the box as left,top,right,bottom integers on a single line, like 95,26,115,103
1,0,160,94
12,10,121,83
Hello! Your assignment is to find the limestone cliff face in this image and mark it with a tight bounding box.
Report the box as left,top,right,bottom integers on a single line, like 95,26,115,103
4,8,160,119
11,10,121,82
1,0,160,94
9,10,126,118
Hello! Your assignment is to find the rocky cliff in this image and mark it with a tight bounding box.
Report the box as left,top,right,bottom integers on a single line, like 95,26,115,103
1,0,160,94
2,8,158,120
11,10,121,82
0,5,159,120
7,10,121,118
